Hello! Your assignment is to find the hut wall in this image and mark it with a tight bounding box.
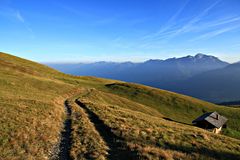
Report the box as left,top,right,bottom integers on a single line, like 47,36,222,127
213,126,222,134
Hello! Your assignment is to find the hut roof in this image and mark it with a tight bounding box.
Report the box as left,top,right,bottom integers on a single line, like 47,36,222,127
192,111,228,128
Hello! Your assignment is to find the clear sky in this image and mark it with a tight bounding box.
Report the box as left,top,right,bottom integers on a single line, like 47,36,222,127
0,0,240,63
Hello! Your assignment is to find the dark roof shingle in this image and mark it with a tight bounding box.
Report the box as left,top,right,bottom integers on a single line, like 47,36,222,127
192,111,228,128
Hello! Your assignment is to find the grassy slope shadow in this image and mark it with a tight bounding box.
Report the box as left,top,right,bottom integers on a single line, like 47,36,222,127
76,100,138,160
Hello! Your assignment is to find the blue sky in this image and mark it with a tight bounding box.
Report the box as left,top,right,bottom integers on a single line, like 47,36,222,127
0,0,240,63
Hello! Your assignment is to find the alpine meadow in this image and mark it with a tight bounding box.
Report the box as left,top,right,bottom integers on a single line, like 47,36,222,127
1,0,240,159
0,52,240,159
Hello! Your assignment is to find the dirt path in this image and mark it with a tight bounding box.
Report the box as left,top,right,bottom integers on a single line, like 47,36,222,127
75,99,138,160
58,101,73,160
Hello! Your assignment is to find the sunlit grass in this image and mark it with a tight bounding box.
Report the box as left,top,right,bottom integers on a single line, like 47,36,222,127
104,82,240,139
0,52,111,159
1,52,240,159
76,91,240,159
66,95,108,159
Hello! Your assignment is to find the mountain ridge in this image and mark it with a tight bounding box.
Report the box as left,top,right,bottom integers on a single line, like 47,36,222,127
46,53,229,66
47,53,229,78
46,53,232,103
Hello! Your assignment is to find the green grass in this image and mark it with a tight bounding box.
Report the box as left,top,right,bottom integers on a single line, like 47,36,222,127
1,52,240,159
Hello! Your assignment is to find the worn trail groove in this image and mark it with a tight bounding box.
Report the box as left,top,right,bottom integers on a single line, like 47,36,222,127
58,101,73,160
76,99,138,160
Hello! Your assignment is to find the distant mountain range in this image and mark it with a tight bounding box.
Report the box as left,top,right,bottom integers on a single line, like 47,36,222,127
171,61,240,103
46,54,240,103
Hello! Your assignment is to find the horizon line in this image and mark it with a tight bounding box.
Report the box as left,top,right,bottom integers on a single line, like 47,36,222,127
41,53,236,64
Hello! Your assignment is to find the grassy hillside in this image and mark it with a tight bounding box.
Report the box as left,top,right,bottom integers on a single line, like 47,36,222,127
103,83,240,139
75,93,240,159
0,53,71,159
0,52,115,159
0,52,240,160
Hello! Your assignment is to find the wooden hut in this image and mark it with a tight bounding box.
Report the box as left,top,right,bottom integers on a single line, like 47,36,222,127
192,111,227,134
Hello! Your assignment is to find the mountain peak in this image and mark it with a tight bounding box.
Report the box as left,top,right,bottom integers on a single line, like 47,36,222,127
144,59,163,64
195,53,208,59
192,53,229,65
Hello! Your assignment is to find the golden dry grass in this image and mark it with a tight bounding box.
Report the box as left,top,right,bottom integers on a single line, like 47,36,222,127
66,95,108,160
0,52,113,159
75,90,240,159
1,52,240,159
103,82,240,139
